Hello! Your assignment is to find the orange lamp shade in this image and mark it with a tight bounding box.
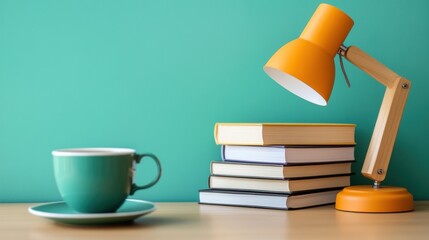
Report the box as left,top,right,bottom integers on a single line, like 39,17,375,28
264,4,354,106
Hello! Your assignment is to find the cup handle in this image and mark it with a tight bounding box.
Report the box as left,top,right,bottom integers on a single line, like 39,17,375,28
130,153,162,195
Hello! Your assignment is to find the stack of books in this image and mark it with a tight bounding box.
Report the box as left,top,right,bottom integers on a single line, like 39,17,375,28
199,123,356,210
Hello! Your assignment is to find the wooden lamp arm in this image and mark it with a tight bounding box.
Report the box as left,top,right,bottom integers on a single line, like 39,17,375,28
342,46,411,184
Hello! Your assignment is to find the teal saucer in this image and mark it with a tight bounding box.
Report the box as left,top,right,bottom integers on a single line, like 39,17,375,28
28,199,155,225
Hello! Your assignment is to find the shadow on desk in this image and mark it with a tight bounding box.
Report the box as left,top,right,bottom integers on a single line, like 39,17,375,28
45,216,189,229
28,216,194,240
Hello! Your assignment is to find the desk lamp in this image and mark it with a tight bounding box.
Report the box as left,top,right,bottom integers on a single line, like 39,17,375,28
263,3,413,212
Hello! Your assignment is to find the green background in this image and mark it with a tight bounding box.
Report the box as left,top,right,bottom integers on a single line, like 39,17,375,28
1,0,428,202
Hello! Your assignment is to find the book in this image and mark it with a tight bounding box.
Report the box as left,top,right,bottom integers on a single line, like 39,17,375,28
211,161,352,179
221,145,355,164
199,189,341,210
209,175,350,194
214,123,356,146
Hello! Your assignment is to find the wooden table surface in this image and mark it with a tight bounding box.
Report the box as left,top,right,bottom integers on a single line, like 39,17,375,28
1,202,429,240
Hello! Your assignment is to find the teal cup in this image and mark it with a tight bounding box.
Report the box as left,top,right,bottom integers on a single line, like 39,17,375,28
52,148,161,213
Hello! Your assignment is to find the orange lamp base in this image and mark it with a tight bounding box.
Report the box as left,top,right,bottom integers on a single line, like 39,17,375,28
335,185,414,213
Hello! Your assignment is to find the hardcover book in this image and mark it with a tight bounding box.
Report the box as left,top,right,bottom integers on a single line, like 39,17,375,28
214,123,356,146
221,145,355,164
209,175,351,194
211,161,353,179
199,189,341,210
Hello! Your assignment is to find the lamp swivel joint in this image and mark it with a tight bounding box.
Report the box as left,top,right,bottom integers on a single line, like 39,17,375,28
338,44,349,56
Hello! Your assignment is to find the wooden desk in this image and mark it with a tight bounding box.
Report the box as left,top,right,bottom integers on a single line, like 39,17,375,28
1,202,428,240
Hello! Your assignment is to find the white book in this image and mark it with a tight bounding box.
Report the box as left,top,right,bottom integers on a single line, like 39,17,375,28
222,145,355,164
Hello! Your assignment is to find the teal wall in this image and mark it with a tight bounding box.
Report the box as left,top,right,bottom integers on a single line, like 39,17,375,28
1,0,428,202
